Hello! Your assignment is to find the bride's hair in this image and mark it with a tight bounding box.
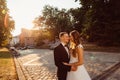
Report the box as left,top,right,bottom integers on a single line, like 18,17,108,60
70,30,81,57
70,30,81,46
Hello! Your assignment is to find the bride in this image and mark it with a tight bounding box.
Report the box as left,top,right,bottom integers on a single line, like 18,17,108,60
63,30,91,80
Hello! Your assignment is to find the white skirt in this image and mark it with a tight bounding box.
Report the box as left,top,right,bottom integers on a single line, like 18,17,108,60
67,65,91,80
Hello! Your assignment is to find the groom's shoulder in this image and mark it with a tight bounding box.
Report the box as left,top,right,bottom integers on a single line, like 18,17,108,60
54,43,61,50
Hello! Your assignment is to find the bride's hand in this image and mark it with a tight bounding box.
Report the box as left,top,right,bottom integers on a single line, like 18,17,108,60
63,62,73,66
63,62,69,65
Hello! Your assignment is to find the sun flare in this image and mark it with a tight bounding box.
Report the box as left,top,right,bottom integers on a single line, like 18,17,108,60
7,0,80,36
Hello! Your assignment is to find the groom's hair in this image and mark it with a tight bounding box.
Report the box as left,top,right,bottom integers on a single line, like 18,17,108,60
59,32,68,38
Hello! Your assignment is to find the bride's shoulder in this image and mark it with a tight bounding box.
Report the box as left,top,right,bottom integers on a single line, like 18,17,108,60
77,44,83,48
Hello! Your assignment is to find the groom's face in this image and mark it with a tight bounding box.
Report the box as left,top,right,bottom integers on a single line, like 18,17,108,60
61,33,70,43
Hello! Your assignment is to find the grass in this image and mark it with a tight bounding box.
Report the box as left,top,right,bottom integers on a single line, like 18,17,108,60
0,48,18,80
83,43,120,53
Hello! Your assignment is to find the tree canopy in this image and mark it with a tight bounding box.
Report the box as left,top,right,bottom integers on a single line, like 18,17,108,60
33,5,74,40
0,0,15,46
34,0,120,46
74,0,120,46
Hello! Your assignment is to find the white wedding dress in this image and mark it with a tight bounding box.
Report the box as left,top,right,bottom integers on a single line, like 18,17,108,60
67,44,91,80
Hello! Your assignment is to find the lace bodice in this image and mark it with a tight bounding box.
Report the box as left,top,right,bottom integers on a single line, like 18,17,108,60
69,44,83,63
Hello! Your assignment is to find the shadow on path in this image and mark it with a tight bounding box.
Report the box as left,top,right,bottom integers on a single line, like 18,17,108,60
93,62,120,80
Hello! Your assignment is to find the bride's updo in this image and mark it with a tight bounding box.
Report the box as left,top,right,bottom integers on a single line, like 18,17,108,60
69,30,81,57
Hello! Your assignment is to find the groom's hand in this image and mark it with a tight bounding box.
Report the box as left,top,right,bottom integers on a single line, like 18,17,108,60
71,65,77,71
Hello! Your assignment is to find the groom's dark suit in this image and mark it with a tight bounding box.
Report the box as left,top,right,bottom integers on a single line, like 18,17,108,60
54,43,71,80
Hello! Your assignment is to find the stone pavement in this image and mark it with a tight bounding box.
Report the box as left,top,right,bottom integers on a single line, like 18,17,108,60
16,49,120,80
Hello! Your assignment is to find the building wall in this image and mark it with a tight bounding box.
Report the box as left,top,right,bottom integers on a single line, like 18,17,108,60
19,28,38,47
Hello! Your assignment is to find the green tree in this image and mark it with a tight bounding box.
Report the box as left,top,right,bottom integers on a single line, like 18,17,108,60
34,5,74,40
75,0,120,46
0,0,15,46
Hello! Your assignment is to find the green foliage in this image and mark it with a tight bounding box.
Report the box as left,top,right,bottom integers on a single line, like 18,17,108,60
75,0,120,46
33,5,74,40
42,5,73,33
36,30,52,46
0,0,15,47
33,1,120,46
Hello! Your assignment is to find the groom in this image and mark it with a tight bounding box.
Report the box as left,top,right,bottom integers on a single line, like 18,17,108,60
54,32,77,80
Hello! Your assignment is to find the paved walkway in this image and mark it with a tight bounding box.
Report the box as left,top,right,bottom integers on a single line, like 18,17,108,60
16,49,120,80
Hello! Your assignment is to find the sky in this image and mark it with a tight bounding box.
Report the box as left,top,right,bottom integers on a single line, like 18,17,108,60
7,0,80,36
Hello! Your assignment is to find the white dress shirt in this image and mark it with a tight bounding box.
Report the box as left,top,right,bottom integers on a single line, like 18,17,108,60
61,42,69,57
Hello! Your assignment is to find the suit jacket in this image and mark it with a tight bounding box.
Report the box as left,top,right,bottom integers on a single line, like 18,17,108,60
54,43,71,80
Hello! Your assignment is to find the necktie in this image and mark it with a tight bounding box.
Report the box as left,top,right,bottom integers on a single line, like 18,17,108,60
64,45,69,49
64,45,70,58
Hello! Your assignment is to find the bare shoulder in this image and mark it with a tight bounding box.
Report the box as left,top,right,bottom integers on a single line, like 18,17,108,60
76,44,84,54
77,44,83,49
78,44,83,48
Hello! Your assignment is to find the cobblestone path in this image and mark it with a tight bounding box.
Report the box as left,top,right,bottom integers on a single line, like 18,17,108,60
17,49,120,80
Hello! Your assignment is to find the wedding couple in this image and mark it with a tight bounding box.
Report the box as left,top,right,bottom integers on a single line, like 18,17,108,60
54,30,91,80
